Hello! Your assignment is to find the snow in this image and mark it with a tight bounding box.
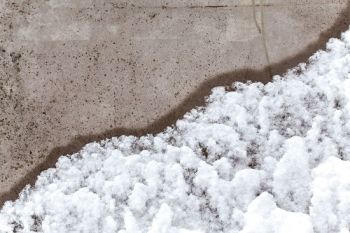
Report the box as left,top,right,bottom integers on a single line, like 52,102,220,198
241,192,313,233
311,157,350,233
272,136,311,213
1,28,350,233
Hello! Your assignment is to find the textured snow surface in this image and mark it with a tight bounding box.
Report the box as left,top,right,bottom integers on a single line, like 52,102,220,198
2,29,350,233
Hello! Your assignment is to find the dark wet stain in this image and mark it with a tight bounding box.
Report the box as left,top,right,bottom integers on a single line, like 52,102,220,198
0,1,350,208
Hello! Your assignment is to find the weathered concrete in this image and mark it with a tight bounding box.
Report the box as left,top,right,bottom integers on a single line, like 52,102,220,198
0,0,349,206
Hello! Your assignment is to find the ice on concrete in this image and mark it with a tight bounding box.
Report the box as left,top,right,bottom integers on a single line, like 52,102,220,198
1,27,350,233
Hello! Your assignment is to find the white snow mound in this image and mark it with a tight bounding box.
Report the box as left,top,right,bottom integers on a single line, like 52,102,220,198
2,28,350,233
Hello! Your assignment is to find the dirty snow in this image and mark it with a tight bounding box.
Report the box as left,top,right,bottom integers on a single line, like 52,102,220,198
2,28,350,233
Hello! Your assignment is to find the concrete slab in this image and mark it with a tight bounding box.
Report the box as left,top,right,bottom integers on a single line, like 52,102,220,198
0,0,349,206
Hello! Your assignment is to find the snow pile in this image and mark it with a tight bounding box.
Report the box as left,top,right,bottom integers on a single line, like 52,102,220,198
2,29,350,233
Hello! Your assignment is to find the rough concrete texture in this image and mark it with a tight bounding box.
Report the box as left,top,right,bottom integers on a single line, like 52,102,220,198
0,0,349,206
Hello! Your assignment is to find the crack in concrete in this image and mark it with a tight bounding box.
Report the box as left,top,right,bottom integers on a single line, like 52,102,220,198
253,0,272,77
252,0,262,34
261,0,272,77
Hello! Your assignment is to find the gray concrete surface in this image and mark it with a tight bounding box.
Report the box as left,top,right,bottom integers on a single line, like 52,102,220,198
0,0,349,206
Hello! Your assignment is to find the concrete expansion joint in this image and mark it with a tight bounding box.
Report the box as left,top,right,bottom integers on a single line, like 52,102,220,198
187,4,273,8
109,2,345,10
112,3,273,10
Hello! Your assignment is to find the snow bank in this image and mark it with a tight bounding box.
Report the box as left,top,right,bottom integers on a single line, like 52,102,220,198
2,28,350,233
